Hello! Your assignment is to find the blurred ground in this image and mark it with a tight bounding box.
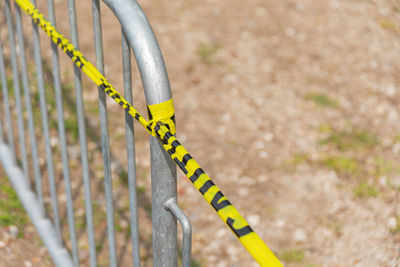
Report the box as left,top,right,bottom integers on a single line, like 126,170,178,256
1,0,400,266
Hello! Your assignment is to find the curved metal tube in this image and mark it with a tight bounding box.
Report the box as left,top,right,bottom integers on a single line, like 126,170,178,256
102,0,172,105
102,1,178,266
165,199,192,267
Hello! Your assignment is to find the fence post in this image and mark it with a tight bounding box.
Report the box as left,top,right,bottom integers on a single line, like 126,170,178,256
102,1,178,266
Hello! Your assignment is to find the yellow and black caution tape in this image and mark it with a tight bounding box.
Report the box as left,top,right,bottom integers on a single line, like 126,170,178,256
14,0,283,265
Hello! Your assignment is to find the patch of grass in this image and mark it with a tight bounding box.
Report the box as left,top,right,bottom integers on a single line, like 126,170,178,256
280,249,305,263
354,181,379,198
75,207,86,230
390,217,400,234
353,131,379,147
266,204,278,213
0,77,16,97
317,124,332,133
291,153,309,165
377,19,400,35
96,244,103,252
62,83,75,93
113,131,125,141
373,156,392,177
305,93,338,108
76,215,86,229
92,202,106,226
65,114,98,143
144,204,152,217
0,77,16,98
44,81,57,107
325,219,343,236
115,220,124,233
191,259,204,267
32,81,56,108
0,178,27,236
119,170,129,186
119,172,146,197
377,19,397,30
323,156,358,175
140,172,148,181
137,186,146,196
65,116,79,140
88,103,99,114
114,211,129,234
283,153,310,171
123,225,132,239
319,126,378,151
197,43,220,64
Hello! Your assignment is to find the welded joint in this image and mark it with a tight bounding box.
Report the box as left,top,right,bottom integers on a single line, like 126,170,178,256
164,198,192,267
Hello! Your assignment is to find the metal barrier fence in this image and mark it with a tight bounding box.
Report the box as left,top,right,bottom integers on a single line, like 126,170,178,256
0,0,191,266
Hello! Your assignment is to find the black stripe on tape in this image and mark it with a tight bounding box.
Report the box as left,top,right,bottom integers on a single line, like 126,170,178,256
182,154,192,165
189,168,204,183
171,140,180,148
227,217,253,238
211,191,231,211
199,180,215,195
174,157,188,174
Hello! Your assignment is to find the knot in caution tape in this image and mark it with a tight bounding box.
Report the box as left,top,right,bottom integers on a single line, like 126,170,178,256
147,98,176,136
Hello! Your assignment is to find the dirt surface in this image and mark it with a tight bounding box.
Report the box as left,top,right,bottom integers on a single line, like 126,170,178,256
0,219,53,267
1,0,400,266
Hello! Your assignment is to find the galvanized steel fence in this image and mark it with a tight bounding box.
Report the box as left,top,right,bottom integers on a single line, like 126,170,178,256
0,0,191,266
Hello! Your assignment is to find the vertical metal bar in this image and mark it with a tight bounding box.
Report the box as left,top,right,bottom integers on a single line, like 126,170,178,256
121,29,141,267
165,200,192,267
64,0,96,266
15,3,44,210
150,138,178,267
0,14,4,145
0,26,16,162
91,1,117,265
28,0,79,262
0,104,3,144
0,86,3,144
13,0,63,244
0,84,3,144
4,0,30,183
